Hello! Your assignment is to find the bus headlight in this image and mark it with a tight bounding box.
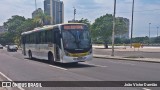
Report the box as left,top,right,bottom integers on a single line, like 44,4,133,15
65,51,70,56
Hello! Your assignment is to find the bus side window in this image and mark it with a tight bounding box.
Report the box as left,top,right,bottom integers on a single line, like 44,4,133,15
25,35,28,44
30,33,34,44
31,33,35,44
36,32,40,44
39,32,43,44
41,31,46,44
45,31,47,43
46,30,54,43
26,35,30,44
51,30,54,43
22,36,26,44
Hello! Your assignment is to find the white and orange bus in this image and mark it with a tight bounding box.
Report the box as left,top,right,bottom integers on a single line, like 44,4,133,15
21,23,92,64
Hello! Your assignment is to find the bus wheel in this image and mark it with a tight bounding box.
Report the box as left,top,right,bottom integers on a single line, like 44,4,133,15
28,51,33,60
48,54,55,65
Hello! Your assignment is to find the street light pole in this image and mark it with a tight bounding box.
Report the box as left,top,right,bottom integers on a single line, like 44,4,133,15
157,27,159,37
111,0,116,56
73,7,76,22
35,0,37,10
130,0,134,48
149,23,151,45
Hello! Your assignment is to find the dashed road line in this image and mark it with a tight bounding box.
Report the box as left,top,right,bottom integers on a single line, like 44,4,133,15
49,65,68,70
81,62,108,68
0,72,12,81
108,60,135,66
142,88,151,90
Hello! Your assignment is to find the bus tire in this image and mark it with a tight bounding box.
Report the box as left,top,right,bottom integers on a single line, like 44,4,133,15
48,53,55,65
28,50,33,60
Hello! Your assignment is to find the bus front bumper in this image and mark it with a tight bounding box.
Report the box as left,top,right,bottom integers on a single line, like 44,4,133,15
62,54,93,63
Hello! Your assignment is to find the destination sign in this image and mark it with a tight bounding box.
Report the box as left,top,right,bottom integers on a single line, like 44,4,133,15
63,25,84,30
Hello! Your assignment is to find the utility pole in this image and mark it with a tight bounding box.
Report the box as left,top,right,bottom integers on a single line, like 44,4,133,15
111,0,116,56
73,7,76,22
130,0,134,48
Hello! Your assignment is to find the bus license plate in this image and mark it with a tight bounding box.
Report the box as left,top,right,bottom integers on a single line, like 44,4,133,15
73,57,86,61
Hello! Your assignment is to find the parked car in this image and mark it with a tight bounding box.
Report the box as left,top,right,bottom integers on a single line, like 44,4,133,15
7,45,18,52
0,44,3,49
14,45,18,50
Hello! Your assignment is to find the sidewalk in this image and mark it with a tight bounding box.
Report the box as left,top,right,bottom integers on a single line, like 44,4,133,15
93,45,160,63
94,54,160,63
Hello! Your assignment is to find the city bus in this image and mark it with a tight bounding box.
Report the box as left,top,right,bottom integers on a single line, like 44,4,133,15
21,23,92,64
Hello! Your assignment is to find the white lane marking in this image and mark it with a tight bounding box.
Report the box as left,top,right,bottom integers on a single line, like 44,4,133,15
0,71,25,90
142,88,151,90
0,72,12,81
108,61,135,66
49,65,68,70
81,62,108,68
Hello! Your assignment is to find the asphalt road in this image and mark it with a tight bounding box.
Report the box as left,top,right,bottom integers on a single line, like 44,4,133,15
0,48,160,90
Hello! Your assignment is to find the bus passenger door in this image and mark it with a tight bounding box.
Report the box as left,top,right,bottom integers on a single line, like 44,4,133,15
54,30,61,61
22,36,26,55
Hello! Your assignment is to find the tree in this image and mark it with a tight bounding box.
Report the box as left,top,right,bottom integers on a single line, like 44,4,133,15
115,17,128,36
3,15,25,33
34,12,51,26
16,19,36,34
154,36,160,43
132,36,149,44
91,14,113,43
2,15,36,45
115,37,122,44
0,32,14,44
91,14,129,43
15,19,36,46
78,18,91,28
114,37,130,44
3,15,26,44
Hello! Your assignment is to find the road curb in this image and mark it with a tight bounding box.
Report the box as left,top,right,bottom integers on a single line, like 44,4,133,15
93,55,160,63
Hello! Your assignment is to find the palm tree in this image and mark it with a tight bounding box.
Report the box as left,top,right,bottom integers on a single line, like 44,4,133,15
34,12,51,27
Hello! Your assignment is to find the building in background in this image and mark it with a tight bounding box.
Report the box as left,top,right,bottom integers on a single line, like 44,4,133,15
44,0,64,25
32,8,43,19
115,17,130,39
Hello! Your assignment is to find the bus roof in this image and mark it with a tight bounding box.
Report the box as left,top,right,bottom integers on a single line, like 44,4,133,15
21,23,86,35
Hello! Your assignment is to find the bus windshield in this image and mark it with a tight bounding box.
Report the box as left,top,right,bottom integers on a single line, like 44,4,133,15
62,28,91,50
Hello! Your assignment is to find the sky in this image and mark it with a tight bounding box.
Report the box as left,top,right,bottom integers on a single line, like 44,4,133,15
0,0,160,37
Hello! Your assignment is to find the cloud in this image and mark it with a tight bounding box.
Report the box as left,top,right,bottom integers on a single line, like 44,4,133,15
131,0,160,37
0,0,45,25
0,0,160,37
